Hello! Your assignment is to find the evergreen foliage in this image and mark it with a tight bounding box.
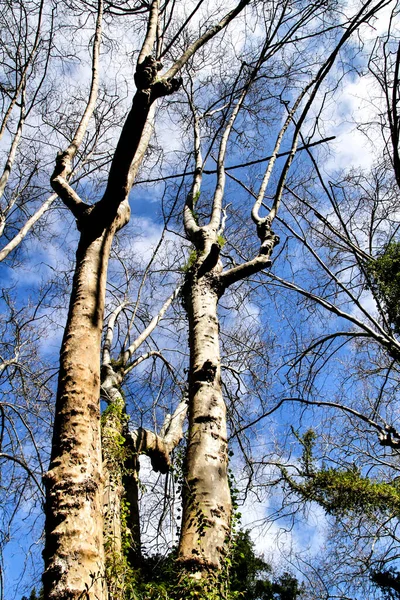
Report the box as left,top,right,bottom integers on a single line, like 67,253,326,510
281,430,400,598
371,569,400,599
367,241,400,334
281,430,400,518
229,530,304,600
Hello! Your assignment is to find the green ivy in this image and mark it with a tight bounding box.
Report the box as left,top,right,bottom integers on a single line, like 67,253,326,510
181,249,198,273
282,430,400,518
217,235,226,249
127,540,303,600
366,241,400,334
230,531,304,600
101,399,127,427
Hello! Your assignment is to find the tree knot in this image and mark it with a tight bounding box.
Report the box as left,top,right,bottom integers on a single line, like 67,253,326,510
257,219,280,257
134,55,182,105
134,55,163,90
194,360,217,383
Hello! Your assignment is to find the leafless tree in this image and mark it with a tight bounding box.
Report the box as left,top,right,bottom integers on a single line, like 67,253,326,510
0,285,56,600
41,1,253,598
169,0,391,589
227,5,400,596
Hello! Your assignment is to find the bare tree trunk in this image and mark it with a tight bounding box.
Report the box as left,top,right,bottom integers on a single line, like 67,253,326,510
176,3,384,575
179,270,231,573
42,73,164,600
43,216,127,599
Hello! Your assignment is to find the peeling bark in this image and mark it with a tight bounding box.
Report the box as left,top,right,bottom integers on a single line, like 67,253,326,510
178,70,280,575
43,222,125,600
179,270,231,572
42,1,251,594
43,56,182,599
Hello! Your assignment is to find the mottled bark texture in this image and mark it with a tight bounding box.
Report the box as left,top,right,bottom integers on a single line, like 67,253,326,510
42,215,128,600
178,235,277,576
179,93,278,572
43,54,182,599
43,0,252,592
179,265,231,572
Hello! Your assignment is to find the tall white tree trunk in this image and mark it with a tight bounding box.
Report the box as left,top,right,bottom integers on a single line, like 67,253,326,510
179,271,231,573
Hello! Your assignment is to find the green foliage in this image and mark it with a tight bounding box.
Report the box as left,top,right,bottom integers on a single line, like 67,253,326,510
371,568,400,599
291,428,316,476
24,529,303,600
217,235,226,249
109,357,126,372
124,551,236,600
101,403,129,464
366,241,400,334
229,530,304,600
101,398,137,598
281,430,400,518
101,399,127,427
99,425,304,600
105,549,136,600
181,249,198,273
281,432,400,599
124,534,303,600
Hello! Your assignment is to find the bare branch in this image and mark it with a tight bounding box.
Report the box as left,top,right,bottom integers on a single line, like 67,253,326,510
127,400,187,474
183,93,202,239
231,396,397,446
138,0,159,65
134,136,336,185
220,255,272,289
163,0,250,80
123,349,175,375
122,286,181,366
0,193,57,262
50,0,104,213
0,453,44,496
0,86,26,201
102,302,127,366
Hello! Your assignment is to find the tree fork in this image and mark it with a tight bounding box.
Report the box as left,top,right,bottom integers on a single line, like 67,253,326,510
43,49,182,598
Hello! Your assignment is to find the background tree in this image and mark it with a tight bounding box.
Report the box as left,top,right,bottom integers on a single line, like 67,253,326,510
174,0,391,590
235,6,400,597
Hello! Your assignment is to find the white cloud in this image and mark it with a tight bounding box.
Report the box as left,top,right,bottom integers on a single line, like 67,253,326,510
129,216,165,262
320,71,384,171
